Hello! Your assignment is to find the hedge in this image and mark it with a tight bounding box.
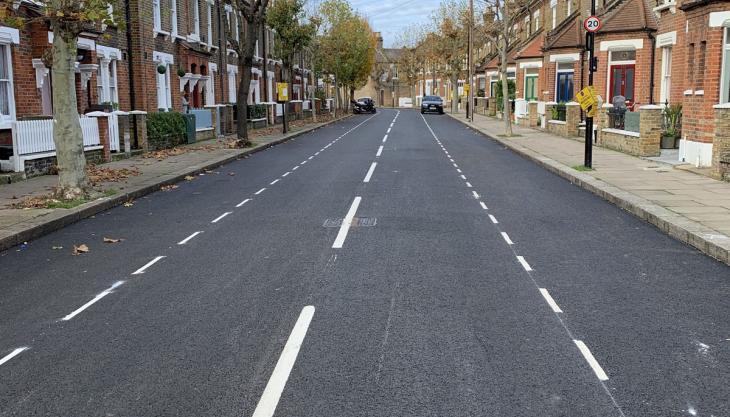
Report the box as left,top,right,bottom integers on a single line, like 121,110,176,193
147,111,187,150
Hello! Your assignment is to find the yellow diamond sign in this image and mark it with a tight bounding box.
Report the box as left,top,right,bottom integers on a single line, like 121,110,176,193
576,86,599,116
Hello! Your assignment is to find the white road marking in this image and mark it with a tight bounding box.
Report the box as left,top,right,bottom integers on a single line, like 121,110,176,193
574,340,609,381
450,159,455,163
315,152,320,156
178,231,203,245
282,172,290,177
251,306,315,417
211,212,232,223
453,163,458,168
376,146,383,157
332,197,362,249
516,256,533,271
466,182,472,188
132,256,166,275
0,347,29,366
539,288,563,313
460,174,465,178
382,135,388,143
292,166,299,171
387,127,391,133
308,156,314,160
61,281,125,320
300,161,307,165
489,214,499,224
255,188,266,195
363,162,377,183
472,191,480,199
501,232,514,245
480,202,488,210
270,179,280,185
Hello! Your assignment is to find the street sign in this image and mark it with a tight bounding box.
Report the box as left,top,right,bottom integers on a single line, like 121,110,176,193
584,15,601,33
276,82,289,102
463,84,470,97
576,85,598,112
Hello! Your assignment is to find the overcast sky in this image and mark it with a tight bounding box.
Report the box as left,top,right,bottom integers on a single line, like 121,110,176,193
348,0,442,48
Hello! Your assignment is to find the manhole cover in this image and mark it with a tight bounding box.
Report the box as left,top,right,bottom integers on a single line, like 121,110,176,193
323,217,377,227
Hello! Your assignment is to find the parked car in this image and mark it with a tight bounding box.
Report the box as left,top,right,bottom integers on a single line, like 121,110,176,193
421,96,444,114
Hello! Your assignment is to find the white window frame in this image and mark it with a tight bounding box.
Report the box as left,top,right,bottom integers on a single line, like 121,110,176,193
534,10,540,31
153,0,162,33
206,63,217,105
552,4,557,29
0,27,19,129
190,0,200,40
659,46,672,104
227,64,238,103
96,59,119,105
267,71,275,103
206,0,213,47
555,61,575,102
721,27,730,104
566,0,571,16
171,0,178,38
154,51,174,110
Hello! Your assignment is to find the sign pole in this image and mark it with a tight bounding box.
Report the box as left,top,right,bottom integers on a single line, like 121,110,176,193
584,0,597,168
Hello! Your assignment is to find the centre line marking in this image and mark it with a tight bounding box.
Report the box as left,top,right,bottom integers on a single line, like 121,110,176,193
539,288,563,313
382,135,388,143
363,162,377,183
282,172,290,177
251,306,315,417
489,214,499,223
178,231,203,245
516,256,533,271
460,174,466,179
308,156,314,160
237,198,251,207
212,212,232,223
292,166,299,171
62,281,125,320
0,347,29,366
133,256,166,275
501,232,514,245
574,340,609,381
480,202,488,210
255,188,266,195
472,191,480,199
453,163,458,168
387,127,391,133
270,179,280,185
332,196,362,249
376,146,383,157
466,182,473,188
315,152,320,156
301,160,307,165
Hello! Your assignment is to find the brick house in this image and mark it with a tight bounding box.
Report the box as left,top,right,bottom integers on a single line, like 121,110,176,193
354,33,408,107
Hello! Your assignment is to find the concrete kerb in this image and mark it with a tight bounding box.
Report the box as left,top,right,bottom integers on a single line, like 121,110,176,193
0,115,353,253
446,113,730,266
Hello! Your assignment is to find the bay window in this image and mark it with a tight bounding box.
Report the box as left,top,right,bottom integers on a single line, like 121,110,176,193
0,38,17,128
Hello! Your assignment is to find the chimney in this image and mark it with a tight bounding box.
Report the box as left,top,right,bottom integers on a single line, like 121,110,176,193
374,32,384,50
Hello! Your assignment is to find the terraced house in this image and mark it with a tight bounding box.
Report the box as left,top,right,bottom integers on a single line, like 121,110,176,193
0,0,316,177
478,0,730,178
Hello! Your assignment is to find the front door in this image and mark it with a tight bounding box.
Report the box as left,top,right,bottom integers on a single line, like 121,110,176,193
525,76,538,101
556,72,573,103
610,64,635,108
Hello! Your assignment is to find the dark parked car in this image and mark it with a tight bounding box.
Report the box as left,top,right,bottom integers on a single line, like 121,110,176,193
421,96,444,114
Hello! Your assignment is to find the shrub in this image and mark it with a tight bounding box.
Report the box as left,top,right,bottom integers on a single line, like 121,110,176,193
147,111,187,150
247,104,268,120
494,79,516,112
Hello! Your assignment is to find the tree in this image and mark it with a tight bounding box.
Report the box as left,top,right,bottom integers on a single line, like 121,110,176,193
229,0,269,147
317,0,375,112
431,0,469,113
1,0,116,199
395,25,425,106
267,0,317,133
482,0,530,136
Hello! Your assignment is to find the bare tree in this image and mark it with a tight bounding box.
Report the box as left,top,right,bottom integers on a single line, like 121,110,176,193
395,26,425,107
229,0,269,147
432,0,469,113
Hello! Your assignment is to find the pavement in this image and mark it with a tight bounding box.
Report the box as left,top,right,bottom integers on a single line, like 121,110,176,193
447,110,730,265
1,109,729,416
0,114,349,252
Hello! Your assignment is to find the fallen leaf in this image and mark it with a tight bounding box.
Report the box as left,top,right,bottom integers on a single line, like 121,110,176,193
52,245,63,250
103,237,122,243
123,201,134,207
185,175,195,181
72,244,89,255
160,184,179,191
228,172,236,176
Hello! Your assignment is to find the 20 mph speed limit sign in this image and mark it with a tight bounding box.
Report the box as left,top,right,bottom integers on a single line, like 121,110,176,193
584,15,601,32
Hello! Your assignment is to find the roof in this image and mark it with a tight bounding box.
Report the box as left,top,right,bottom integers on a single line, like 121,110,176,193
599,0,658,32
515,32,545,60
544,15,584,51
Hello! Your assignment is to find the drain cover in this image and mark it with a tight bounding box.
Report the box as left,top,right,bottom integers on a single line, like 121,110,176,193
323,217,377,227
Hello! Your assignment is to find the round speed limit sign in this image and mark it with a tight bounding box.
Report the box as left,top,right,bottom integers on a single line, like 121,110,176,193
584,15,601,32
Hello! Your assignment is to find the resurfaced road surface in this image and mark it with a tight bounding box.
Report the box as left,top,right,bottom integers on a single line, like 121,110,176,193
1,109,729,417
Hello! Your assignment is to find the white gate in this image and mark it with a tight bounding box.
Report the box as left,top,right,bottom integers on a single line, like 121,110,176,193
108,113,120,152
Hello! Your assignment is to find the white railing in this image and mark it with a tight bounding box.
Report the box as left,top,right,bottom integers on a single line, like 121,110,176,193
10,117,101,172
303,100,311,110
108,113,120,152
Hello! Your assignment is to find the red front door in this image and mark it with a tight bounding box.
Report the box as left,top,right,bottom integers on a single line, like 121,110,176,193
609,64,635,108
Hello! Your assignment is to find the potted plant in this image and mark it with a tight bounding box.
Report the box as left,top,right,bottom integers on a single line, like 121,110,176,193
661,103,682,149
177,67,186,77
157,64,167,74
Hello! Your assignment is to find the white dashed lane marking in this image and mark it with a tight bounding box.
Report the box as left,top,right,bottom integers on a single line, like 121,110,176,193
0,347,29,366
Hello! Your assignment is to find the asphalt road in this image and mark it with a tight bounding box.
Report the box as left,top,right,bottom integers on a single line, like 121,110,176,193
1,109,729,417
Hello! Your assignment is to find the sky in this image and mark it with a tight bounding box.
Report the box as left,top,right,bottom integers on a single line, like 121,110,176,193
348,0,442,48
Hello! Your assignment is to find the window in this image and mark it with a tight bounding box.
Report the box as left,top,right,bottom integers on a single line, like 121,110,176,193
722,28,730,103
171,0,178,37
566,0,571,16
234,13,240,42
687,43,695,83
227,64,238,103
392,64,398,79
206,0,213,47
534,10,540,31
524,68,538,101
0,43,15,126
153,0,161,32
157,63,172,110
556,61,574,102
660,47,672,103
552,4,557,29
206,64,216,105
96,59,119,104
191,0,200,39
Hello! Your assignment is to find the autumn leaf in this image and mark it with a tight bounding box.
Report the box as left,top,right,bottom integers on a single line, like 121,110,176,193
160,184,179,191
103,237,122,243
228,172,236,176
123,200,134,207
72,244,89,255
185,175,195,181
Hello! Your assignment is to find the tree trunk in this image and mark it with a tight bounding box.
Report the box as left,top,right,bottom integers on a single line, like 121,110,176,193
451,74,459,113
282,62,290,133
500,56,513,136
236,17,261,146
51,29,89,199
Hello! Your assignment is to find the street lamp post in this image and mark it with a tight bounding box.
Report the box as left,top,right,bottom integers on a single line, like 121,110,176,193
467,0,474,121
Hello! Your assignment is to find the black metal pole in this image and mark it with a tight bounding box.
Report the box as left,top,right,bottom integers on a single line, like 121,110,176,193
584,0,596,168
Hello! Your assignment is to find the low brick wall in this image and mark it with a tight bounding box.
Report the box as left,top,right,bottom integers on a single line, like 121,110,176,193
24,149,104,178
712,104,730,180
599,129,649,156
547,120,568,136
